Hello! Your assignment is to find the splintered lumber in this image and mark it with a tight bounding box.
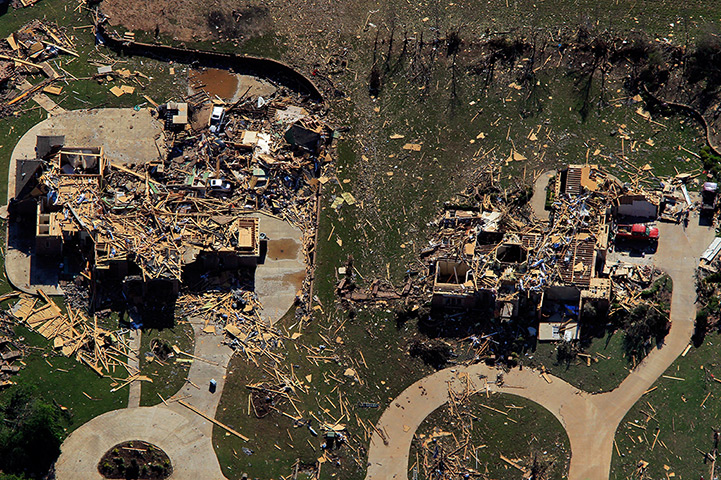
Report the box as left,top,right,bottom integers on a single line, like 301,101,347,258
8,81,46,106
500,454,529,474
0,54,44,69
109,161,161,185
40,40,79,57
651,429,660,450
172,345,220,366
477,403,508,416
178,400,249,441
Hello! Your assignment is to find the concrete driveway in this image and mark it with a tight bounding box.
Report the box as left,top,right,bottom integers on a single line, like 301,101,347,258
55,317,234,480
254,213,306,324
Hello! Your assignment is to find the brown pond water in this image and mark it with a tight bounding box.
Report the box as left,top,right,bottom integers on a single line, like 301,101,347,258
266,238,299,260
189,68,238,99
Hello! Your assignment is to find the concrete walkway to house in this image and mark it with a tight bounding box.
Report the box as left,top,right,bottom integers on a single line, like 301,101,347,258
55,317,234,480
530,169,555,222
366,180,715,480
127,329,142,408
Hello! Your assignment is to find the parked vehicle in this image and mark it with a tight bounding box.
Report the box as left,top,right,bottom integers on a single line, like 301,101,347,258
615,223,659,241
208,178,231,193
701,182,718,215
209,107,226,134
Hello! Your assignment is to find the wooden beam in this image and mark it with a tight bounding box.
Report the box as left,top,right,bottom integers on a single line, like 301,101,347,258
178,400,249,441
0,54,44,69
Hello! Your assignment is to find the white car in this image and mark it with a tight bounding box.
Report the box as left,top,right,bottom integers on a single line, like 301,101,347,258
208,178,231,193
209,106,226,133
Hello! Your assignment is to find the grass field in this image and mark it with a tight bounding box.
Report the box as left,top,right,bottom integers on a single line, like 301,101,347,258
409,392,570,479
138,320,194,406
526,332,631,393
611,331,721,479
7,324,127,433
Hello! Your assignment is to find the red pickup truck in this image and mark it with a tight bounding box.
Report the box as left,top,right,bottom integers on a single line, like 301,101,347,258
615,223,659,241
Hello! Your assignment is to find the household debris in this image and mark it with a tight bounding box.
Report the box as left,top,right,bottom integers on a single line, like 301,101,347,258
0,299,24,387
0,19,78,115
10,75,333,324
9,291,140,384
6,70,337,410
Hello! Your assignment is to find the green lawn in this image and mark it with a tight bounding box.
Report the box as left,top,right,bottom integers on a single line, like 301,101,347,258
527,332,631,393
611,331,721,479
138,320,195,406
7,325,127,435
409,392,570,479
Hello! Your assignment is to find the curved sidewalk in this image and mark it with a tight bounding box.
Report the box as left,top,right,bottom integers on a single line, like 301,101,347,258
55,407,225,480
365,363,588,479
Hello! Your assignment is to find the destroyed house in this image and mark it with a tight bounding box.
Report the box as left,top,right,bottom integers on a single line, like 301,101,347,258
473,233,540,289
557,164,603,197
31,138,260,285
35,146,106,257
91,210,260,281
432,259,477,309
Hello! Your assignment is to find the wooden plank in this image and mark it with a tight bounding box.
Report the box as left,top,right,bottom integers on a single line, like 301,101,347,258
0,54,44,69
178,400,249,441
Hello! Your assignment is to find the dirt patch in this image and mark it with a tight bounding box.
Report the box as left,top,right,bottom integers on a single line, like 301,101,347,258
98,440,172,480
189,68,238,100
206,7,270,39
102,0,273,43
266,238,299,260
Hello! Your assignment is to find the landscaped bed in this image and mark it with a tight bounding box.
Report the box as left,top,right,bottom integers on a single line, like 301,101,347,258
98,440,172,480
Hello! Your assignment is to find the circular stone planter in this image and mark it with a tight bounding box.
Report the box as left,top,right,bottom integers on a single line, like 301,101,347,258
97,440,172,480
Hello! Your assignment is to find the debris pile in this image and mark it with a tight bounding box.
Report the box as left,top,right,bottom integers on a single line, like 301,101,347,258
340,159,703,353
12,73,333,324
9,292,140,384
0,19,77,115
